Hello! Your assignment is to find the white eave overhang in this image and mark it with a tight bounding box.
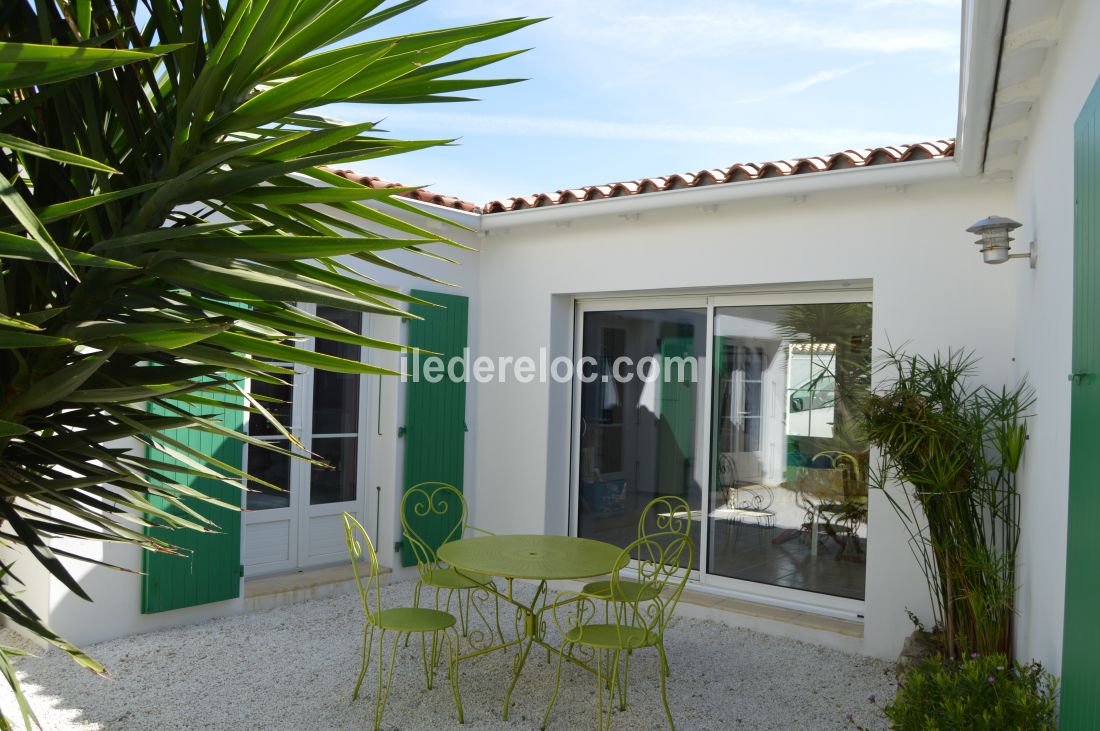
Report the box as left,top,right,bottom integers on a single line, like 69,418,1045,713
956,0,1009,176
479,157,960,231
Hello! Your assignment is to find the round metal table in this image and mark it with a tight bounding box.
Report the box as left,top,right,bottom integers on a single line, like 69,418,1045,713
438,534,621,581
437,534,621,719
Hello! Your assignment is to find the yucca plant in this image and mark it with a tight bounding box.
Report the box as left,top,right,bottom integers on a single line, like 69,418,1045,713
0,1,537,726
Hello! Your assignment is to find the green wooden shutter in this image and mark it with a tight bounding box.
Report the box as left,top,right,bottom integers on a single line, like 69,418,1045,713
401,290,469,567
141,384,243,613
1064,74,1100,728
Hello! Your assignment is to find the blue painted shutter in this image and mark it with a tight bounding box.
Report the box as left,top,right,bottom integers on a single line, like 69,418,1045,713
141,384,243,613
401,290,468,567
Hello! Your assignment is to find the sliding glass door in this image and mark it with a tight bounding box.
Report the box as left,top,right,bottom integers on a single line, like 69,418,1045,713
573,294,872,604
708,302,871,600
575,308,705,570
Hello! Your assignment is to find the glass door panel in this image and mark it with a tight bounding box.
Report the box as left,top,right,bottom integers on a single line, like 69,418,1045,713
708,303,871,600
309,306,361,507
576,308,705,569
245,376,292,511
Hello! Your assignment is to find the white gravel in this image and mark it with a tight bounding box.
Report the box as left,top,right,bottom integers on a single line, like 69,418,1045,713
1,581,894,730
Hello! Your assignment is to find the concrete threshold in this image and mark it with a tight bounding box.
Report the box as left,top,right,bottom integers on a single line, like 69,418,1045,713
244,563,391,612
673,585,864,655
551,578,864,655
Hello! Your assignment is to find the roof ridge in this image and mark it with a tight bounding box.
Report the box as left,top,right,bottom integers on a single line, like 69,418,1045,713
326,138,955,216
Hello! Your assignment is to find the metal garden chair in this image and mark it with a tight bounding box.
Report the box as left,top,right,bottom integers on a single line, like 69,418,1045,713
580,494,692,673
541,532,695,731
342,513,463,731
400,482,503,644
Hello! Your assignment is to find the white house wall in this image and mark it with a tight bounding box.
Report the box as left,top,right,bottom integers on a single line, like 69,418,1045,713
472,174,1017,660
1010,0,1100,677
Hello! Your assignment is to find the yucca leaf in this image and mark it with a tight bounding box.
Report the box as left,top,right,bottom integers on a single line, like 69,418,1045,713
210,332,400,375
153,234,431,260
0,331,73,348
0,176,77,279
68,320,233,348
0,351,111,417
0,232,136,269
0,42,186,88
36,182,160,223
0,502,91,601
0,313,40,331
0,133,118,173
221,185,419,206
0,420,28,437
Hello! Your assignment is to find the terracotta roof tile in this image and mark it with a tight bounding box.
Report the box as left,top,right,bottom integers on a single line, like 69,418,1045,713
324,169,482,213
482,139,954,213
326,139,954,217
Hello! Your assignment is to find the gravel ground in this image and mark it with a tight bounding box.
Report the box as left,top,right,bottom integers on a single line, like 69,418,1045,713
1,581,894,730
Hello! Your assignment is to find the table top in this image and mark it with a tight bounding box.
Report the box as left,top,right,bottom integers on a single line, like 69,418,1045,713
437,534,622,581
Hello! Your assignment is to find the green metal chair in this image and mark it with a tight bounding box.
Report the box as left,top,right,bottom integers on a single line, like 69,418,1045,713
400,482,502,644
541,532,694,731
581,495,692,597
580,494,692,673
342,513,463,731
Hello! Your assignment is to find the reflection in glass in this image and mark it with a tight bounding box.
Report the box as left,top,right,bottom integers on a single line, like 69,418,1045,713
313,306,362,435
247,378,292,437
310,437,358,505
708,303,871,600
576,309,705,569
247,440,291,510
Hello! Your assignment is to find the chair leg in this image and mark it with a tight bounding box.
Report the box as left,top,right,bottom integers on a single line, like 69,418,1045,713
463,589,473,637
405,583,423,649
658,637,670,676
493,588,505,644
618,649,630,711
656,644,676,731
417,632,436,690
371,630,402,731
353,623,375,701
595,649,622,731
446,626,464,724
540,641,571,730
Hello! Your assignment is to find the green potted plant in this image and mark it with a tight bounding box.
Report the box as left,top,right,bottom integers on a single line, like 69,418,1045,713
863,349,1032,660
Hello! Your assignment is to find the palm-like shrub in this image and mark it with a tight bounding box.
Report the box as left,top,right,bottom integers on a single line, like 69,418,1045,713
0,1,536,726
863,350,1032,659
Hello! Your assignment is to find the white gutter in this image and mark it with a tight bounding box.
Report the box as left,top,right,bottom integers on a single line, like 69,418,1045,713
479,157,959,231
956,0,1008,176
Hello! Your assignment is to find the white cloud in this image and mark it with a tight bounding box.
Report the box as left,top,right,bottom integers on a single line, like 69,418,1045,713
734,63,872,103
324,105,930,150
428,0,959,55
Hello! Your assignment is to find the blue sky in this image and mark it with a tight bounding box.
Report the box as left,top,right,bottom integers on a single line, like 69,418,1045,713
320,0,962,204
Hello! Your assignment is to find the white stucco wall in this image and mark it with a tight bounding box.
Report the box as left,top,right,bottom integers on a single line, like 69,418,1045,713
1010,0,1100,676
472,170,1017,659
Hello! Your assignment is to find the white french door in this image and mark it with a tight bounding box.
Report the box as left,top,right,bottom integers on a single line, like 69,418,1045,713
242,306,374,576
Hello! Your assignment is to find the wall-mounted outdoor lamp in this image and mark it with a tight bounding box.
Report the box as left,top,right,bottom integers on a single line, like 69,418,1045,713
966,215,1037,267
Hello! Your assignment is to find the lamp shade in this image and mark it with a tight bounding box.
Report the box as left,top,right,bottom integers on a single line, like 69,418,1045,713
967,215,1022,264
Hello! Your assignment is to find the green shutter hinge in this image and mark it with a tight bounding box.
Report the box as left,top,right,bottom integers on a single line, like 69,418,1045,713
239,564,245,577
397,426,407,437
394,540,404,552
